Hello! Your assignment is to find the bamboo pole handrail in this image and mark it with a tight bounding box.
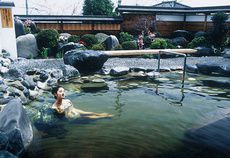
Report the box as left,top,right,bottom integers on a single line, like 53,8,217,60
104,49,197,57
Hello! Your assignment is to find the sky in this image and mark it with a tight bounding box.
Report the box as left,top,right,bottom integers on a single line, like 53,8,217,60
9,0,230,15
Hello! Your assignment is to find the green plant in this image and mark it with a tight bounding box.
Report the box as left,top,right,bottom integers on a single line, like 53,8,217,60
56,50,64,58
91,43,105,50
68,35,80,43
188,36,207,48
210,12,229,49
36,29,59,50
80,34,98,48
121,41,137,50
119,32,134,44
113,44,123,50
83,0,114,16
143,36,152,48
224,35,230,47
40,48,50,58
150,38,168,49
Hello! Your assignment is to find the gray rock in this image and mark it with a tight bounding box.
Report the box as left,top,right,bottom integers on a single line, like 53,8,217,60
104,35,120,50
196,63,224,76
146,71,160,79
171,30,192,41
48,69,63,79
110,67,130,76
59,42,85,54
194,31,206,38
195,47,214,57
0,99,33,157
16,34,38,59
0,97,13,105
14,18,25,38
222,49,230,58
81,82,108,92
186,64,198,73
22,75,36,90
171,37,188,47
47,78,58,87
95,33,109,43
39,72,49,82
64,50,109,74
7,81,25,91
5,68,23,80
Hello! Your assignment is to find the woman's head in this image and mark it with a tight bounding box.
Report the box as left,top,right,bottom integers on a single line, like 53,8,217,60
52,86,65,99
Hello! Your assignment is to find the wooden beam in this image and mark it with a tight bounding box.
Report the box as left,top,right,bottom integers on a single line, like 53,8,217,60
204,13,208,31
104,49,197,57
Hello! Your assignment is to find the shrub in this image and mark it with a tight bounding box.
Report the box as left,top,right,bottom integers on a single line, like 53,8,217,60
91,43,105,50
121,41,137,50
113,44,123,50
188,37,207,48
210,12,229,49
150,38,168,49
119,32,134,44
68,35,80,43
143,36,152,48
80,34,98,48
36,29,59,50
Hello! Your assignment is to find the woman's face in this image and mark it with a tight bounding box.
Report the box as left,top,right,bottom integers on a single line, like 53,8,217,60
55,87,65,99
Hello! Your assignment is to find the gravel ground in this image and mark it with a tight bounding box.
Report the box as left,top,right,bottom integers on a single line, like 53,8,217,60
10,56,229,74
104,56,230,70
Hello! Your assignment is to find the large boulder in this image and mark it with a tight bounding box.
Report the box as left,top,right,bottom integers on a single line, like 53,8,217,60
196,63,230,77
171,37,188,47
14,18,25,38
64,50,109,74
194,31,207,38
104,35,120,50
16,34,38,58
171,30,193,41
59,42,85,54
195,47,214,57
222,49,230,58
0,99,33,157
95,33,109,43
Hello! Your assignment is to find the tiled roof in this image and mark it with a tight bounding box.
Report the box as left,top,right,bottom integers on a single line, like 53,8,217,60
117,5,230,14
153,1,191,8
0,1,15,7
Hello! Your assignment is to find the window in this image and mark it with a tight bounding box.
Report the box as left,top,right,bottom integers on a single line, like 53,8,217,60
0,8,13,28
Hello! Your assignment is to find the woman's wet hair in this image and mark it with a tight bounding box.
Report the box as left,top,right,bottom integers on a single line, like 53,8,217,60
52,86,62,99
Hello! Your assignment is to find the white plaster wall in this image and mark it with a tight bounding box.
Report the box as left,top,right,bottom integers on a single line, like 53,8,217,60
157,14,230,22
156,15,184,21
0,8,17,59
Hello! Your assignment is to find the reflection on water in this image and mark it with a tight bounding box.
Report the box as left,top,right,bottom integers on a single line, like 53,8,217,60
114,90,125,116
25,72,230,158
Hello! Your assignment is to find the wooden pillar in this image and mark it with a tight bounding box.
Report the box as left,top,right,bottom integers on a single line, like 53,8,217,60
60,20,64,33
204,13,208,31
183,13,186,30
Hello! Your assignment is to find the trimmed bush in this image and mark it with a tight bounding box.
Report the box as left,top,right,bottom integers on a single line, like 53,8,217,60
91,43,105,50
68,35,80,43
150,38,168,49
143,36,152,48
188,37,207,48
80,34,98,48
119,32,134,44
36,29,59,50
121,41,137,50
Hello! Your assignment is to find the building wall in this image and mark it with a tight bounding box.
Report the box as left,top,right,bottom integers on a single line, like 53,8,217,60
0,8,17,59
36,23,121,36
